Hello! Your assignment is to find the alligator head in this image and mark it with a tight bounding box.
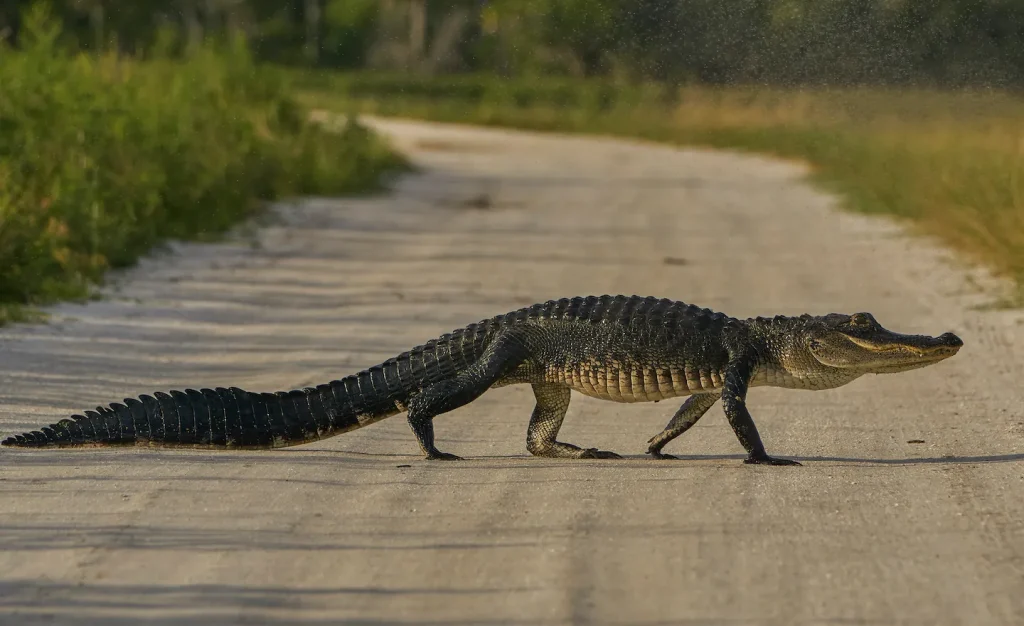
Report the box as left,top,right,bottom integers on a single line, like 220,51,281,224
760,312,963,390
804,312,962,374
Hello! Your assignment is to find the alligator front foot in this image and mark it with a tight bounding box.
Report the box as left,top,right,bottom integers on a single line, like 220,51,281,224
648,449,678,460
579,448,622,459
744,455,801,466
425,451,463,461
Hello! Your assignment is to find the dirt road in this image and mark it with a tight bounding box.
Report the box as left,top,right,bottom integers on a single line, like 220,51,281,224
1,118,1021,625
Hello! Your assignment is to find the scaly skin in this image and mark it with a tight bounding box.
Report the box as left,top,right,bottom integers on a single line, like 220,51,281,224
1,295,963,465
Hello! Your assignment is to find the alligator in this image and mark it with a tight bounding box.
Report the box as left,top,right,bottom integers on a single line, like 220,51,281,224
1,295,963,465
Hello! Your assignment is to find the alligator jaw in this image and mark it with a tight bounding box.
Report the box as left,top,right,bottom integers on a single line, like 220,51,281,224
862,331,963,373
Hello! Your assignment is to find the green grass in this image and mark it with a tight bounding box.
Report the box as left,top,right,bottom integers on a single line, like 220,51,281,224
295,71,1024,293
0,11,407,323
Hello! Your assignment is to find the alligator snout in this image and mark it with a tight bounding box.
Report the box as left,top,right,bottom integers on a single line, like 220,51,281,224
938,332,963,349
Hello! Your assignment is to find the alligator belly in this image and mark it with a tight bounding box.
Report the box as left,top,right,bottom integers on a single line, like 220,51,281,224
548,363,719,403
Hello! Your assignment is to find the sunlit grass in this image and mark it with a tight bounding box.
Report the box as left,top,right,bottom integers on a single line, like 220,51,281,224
295,71,1024,289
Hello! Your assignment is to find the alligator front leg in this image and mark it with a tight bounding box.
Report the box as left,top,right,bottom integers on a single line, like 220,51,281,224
526,383,621,459
646,393,720,459
723,356,801,466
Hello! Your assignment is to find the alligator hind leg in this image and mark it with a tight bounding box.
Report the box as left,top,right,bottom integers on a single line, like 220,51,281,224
646,393,720,459
526,383,621,459
407,331,528,460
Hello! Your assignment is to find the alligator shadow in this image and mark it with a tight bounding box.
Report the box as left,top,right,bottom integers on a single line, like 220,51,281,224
635,452,1024,465
425,452,1024,467
346,451,1024,467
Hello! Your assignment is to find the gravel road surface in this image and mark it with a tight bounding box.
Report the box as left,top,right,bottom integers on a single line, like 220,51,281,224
1,118,1021,625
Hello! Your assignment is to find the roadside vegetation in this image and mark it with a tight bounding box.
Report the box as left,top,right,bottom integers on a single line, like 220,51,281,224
0,7,406,324
296,72,1024,293
3,0,1022,305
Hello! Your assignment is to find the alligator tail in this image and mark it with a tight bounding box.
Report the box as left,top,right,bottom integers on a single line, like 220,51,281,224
1,376,402,449
2,314,502,450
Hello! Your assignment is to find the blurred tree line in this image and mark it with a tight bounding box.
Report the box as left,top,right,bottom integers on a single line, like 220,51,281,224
2,0,1022,88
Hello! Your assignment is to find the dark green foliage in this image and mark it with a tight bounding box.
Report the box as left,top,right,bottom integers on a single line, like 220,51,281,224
0,5,406,316
321,0,379,68
2,0,1022,88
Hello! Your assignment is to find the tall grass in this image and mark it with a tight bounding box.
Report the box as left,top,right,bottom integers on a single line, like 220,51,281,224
0,9,406,324
297,72,1024,293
